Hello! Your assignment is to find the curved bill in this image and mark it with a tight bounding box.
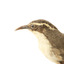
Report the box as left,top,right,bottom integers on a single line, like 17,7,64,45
15,25,29,31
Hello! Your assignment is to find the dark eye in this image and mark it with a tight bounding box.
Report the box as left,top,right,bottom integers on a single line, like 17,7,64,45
31,24,34,28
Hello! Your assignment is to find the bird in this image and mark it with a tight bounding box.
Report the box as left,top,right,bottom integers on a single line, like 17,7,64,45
15,19,64,64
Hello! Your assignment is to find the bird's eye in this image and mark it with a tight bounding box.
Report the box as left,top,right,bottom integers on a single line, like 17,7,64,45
31,24,34,28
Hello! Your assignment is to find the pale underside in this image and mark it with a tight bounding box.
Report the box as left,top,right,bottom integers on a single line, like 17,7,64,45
32,31,62,63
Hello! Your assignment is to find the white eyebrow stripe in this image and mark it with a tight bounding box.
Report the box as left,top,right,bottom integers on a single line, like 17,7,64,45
31,23,56,30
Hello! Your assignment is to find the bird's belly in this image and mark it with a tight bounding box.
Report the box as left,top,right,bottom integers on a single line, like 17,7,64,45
38,36,62,62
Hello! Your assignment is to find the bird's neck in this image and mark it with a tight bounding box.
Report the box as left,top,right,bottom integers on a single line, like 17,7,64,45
32,31,51,47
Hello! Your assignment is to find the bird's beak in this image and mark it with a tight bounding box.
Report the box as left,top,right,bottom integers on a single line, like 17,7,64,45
15,25,29,31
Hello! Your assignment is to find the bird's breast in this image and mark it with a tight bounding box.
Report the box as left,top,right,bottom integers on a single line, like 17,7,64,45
32,31,62,62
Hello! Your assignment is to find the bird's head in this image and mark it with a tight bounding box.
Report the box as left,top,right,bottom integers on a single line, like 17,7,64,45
16,19,57,34
16,19,61,47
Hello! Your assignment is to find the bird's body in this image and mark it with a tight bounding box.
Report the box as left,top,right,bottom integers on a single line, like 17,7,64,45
16,19,64,64
33,31,63,63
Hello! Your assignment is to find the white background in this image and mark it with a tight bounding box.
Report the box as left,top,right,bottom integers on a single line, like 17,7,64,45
0,0,64,64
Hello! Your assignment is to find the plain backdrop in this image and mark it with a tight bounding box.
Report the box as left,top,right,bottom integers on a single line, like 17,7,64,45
0,0,64,64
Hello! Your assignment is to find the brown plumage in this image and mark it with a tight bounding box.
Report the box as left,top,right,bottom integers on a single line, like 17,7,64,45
16,19,64,64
